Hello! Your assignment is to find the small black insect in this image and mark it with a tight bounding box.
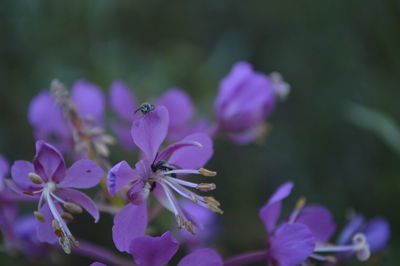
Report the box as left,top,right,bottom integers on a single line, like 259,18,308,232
135,102,155,115
151,160,177,177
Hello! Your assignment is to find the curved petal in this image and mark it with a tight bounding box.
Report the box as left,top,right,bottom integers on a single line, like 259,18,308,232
60,159,104,189
131,106,169,161
127,180,148,205
259,182,293,233
71,80,105,124
56,188,100,222
157,140,203,162
364,217,390,252
129,231,179,266
112,203,148,253
36,203,59,244
337,214,364,245
156,88,194,129
33,140,66,183
110,80,137,122
107,161,137,196
178,248,223,266
296,204,336,242
168,133,213,170
268,223,315,266
11,160,41,191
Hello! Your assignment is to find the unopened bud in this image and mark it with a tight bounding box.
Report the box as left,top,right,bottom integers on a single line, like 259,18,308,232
28,172,43,184
199,168,217,177
34,211,45,222
196,183,216,192
61,212,74,223
63,202,83,214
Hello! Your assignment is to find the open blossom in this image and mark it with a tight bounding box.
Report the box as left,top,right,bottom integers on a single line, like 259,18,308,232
257,181,374,266
108,105,222,252
11,140,104,254
28,80,112,157
215,62,288,145
129,231,223,266
110,81,212,149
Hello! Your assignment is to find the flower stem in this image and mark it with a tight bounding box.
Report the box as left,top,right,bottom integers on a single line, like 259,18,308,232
224,250,268,266
72,240,134,266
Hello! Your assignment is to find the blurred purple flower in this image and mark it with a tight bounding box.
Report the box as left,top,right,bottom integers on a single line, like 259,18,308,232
28,80,105,154
11,140,104,253
109,81,212,149
215,62,284,145
129,231,223,266
336,214,390,260
108,106,222,252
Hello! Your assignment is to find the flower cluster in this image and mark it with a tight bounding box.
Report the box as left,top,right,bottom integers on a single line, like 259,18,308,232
0,61,391,266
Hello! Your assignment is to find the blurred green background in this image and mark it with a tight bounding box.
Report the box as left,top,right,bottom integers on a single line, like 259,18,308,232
1,0,399,265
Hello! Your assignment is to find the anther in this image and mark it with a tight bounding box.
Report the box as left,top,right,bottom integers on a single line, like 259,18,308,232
23,191,35,196
34,211,45,222
52,219,63,237
198,168,217,177
295,197,306,210
204,196,221,206
69,235,80,248
189,194,198,203
61,212,74,223
63,202,83,214
184,221,196,235
196,183,216,192
207,203,224,214
28,172,44,184
176,215,184,229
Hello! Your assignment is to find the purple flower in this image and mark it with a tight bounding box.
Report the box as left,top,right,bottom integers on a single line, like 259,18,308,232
109,81,212,149
28,80,108,155
336,214,390,260
129,231,223,266
215,62,282,145
11,140,104,253
108,106,222,252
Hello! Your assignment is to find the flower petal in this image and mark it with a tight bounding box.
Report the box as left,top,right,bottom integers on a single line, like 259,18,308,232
112,203,148,253
364,217,390,252
71,80,105,124
157,140,203,162
168,133,213,170
178,248,223,266
0,155,9,191
129,231,179,266
60,159,104,189
107,161,137,196
11,160,41,191
268,223,315,266
156,88,194,130
56,188,100,222
110,80,137,122
33,140,66,183
296,204,336,242
337,214,364,245
259,182,293,233
131,106,169,161
112,122,136,150
36,203,59,244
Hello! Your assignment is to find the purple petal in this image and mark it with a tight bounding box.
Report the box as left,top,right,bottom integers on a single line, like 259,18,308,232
127,180,148,205
168,133,213,170
364,217,390,252
56,188,100,222
11,160,41,191
157,140,203,162
60,159,104,189
112,122,136,150
107,161,137,196
337,214,364,245
156,88,194,130
0,202,17,246
89,263,106,266
129,231,179,266
36,203,59,244
33,140,66,183
112,203,148,253
71,80,105,124
259,182,294,233
268,223,315,266
296,204,336,242
0,155,9,191
178,248,223,266
110,80,137,122
227,125,261,145
152,183,174,212
131,106,169,161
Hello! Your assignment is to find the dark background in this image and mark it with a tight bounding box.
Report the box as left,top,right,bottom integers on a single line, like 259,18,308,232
0,1,399,265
